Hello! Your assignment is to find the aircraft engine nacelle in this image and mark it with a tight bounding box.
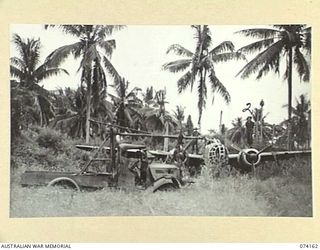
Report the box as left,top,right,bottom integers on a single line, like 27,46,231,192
204,139,229,167
238,148,261,167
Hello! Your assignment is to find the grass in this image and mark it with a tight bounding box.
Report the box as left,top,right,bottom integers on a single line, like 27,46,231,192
10,127,313,217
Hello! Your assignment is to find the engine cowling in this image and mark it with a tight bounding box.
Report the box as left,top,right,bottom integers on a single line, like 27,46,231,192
205,139,229,167
238,148,261,167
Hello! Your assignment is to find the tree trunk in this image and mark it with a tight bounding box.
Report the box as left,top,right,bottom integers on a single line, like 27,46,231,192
39,110,43,127
287,47,293,150
197,69,205,132
85,68,92,144
260,107,263,143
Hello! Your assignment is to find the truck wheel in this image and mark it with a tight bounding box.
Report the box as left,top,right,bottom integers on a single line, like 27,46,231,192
155,183,177,192
48,177,80,191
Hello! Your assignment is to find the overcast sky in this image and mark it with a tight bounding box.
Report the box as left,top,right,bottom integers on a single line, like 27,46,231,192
10,24,310,133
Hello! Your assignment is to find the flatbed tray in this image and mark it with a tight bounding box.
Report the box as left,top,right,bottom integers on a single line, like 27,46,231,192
21,170,113,188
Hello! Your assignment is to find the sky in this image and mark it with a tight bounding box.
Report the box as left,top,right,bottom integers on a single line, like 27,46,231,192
10,24,311,133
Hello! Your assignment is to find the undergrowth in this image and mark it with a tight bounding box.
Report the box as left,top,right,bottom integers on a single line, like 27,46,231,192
10,127,312,217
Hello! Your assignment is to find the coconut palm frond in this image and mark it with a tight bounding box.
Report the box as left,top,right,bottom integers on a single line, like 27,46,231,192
162,59,192,73
166,44,193,57
10,57,26,69
211,52,246,63
177,71,193,93
45,42,83,67
208,69,231,104
294,47,310,82
98,39,116,57
238,38,275,54
12,34,41,74
28,42,41,73
102,56,121,85
173,105,185,127
12,35,29,66
210,41,235,54
10,65,23,79
34,68,69,83
236,39,285,79
256,51,280,79
45,25,84,37
235,28,281,39
302,27,311,54
96,25,126,39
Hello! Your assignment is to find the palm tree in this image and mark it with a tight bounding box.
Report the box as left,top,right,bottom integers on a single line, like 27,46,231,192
173,105,185,129
50,87,87,138
142,86,154,107
185,115,194,136
284,94,311,148
142,89,177,150
10,34,69,88
144,89,177,131
227,117,246,146
236,25,311,149
109,77,143,129
10,34,68,127
163,25,244,129
45,25,124,143
50,87,114,139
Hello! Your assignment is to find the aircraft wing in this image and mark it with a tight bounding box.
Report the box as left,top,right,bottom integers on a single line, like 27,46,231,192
148,150,172,160
228,153,239,166
227,150,311,167
187,153,204,165
76,144,111,152
259,150,311,162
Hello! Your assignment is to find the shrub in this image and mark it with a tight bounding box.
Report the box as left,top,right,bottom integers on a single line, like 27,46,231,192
36,127,63,152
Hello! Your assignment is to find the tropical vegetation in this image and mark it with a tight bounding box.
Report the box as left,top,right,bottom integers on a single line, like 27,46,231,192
236,25,311,148
9,25,312,218
10,34,68,138
10,25,311,150
162,25,245,129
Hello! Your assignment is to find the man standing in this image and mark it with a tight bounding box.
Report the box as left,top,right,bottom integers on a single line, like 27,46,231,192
245,116,254,146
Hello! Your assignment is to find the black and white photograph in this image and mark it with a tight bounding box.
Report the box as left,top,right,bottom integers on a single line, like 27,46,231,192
10,24,312,217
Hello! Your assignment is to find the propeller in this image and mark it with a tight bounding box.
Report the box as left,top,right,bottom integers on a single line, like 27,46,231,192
258,144,272,154
240,144,273,173
247,145,271,175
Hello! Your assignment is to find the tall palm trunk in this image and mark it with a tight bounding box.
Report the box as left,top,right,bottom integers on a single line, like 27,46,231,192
287,47,293,150
260,107,263,143
197,69,206,132
85,68,92,144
